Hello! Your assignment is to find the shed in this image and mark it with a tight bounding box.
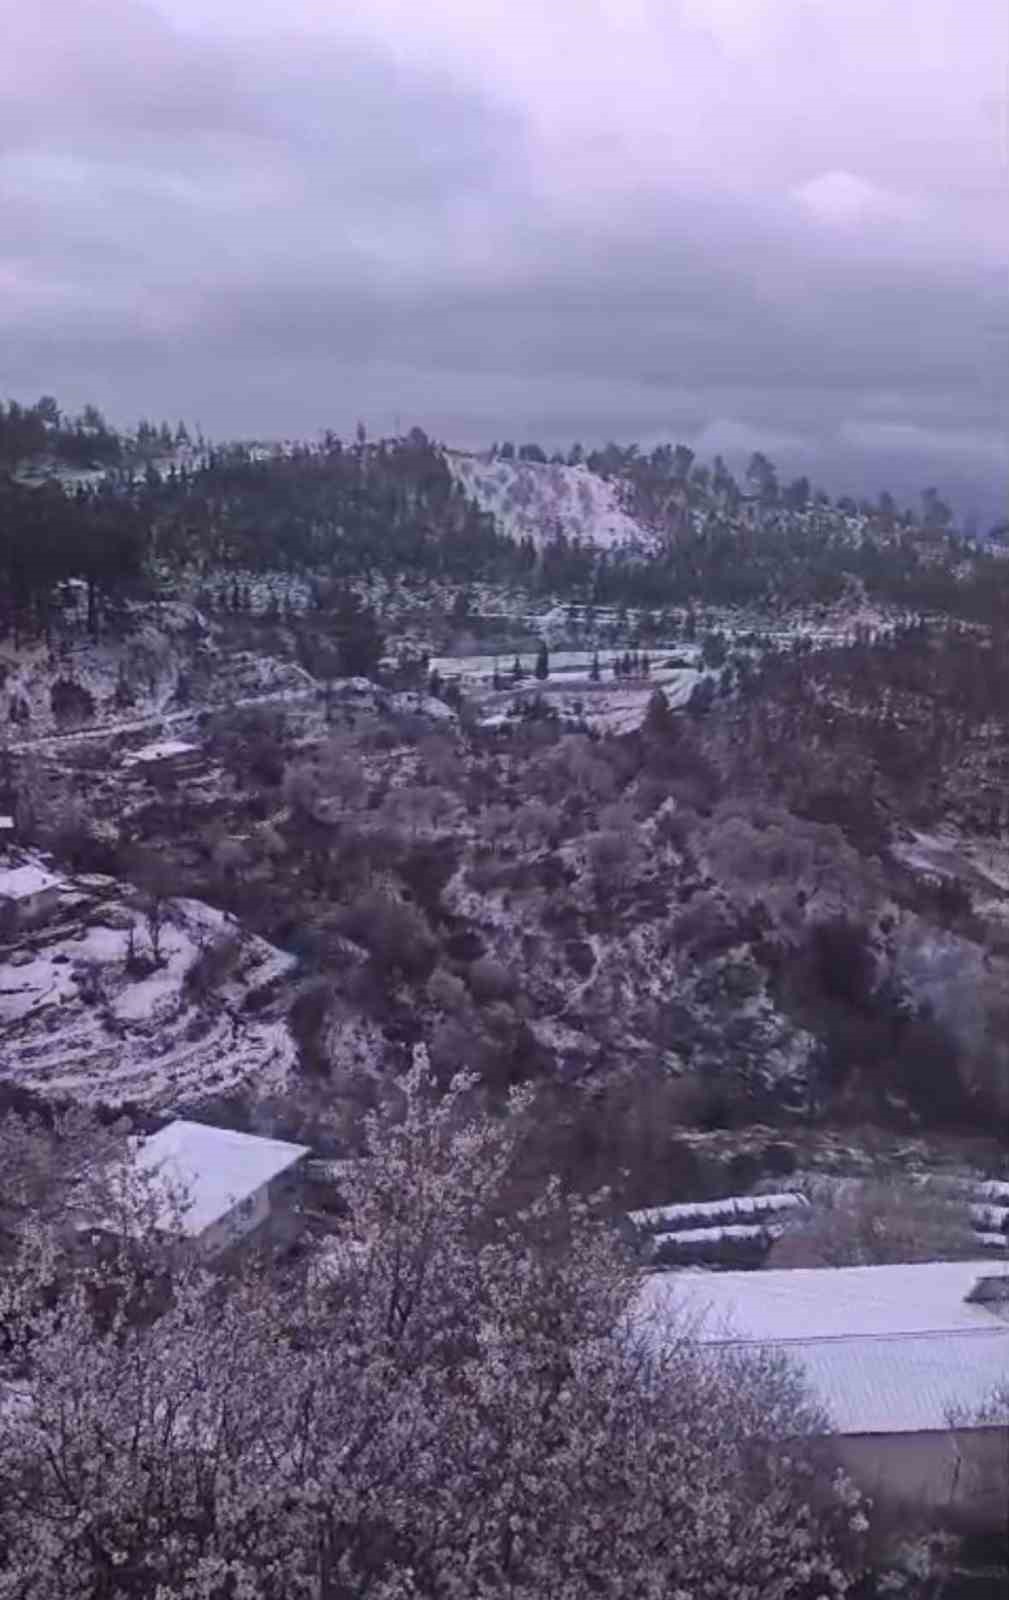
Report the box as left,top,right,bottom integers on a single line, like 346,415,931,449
0,863,64,933
636,1260,1009,1529
132,1120,310,1259
123,739,201,779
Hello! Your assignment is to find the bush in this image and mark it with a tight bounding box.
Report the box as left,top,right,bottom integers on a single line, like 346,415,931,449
769,1177,977,1267
801,917,877,1013
183,934,243,1000
466,956,518,1004
50,678,95,724
588,828,638,898
288,979,335,1074
340,890,437,981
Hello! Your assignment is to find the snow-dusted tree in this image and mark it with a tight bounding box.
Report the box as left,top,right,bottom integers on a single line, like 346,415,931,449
769,1177,978,1268
0,1105,125,1250
0,1069,870,1598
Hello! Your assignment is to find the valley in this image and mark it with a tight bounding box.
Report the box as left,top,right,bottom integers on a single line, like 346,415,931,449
2,425,1007,1218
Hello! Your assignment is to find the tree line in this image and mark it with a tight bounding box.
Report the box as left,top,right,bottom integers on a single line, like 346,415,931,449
3,390,1003,640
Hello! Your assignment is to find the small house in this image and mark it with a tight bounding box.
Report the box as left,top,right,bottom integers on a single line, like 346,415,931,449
123,739,202,780
0,863,64,934
132,1120,310,1260
636,1259,1009,1531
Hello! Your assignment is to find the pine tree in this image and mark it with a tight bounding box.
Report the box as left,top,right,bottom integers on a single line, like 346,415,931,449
643,687,675,739
590,652,601,683
535,642,549,681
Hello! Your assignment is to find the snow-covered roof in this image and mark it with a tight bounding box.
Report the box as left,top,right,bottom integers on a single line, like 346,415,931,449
0,815,14,831
970,1204,1009,1231
653,1225,772,1246
135,1120,309,1236
784,1331,1009,1433
629,1193,807,1232
638,1260,1008,1341
124,739,199,765
0,864,63,901
636,1260,1009,1435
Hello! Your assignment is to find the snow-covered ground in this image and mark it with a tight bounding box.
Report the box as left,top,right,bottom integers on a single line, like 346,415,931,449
894,829,1009,922
428,648,702,733
1,601,317,746
0,867,297,1110
429,647,699,683
448,451,654,552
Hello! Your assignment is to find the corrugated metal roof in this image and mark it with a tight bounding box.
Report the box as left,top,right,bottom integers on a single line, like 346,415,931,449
637,1259,1008,1341
635,1261,1009,1435
778,1331,1009,1433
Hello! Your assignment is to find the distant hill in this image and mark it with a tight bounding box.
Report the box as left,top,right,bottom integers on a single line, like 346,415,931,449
447,450,652,552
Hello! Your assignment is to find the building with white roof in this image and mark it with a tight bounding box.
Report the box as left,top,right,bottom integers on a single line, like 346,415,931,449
637,1260,1009,1529
133,1120,310,1259
123,738,202,778
0,862,64,932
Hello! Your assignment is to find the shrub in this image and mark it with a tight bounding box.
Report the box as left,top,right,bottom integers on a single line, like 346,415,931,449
50,678,95,724
588,828,638,898
769,1177,977,1267
340,890,437,981
288,979,335,1074
466,956,518,1004
183,934,243,1000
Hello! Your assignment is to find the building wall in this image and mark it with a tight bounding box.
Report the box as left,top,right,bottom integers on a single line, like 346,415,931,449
0,885,60,932
200,1183,272,1259
198,1160,306,1261
834,1428,1008,1533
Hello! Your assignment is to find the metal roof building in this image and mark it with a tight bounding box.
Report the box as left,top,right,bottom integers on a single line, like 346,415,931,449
636,1260,1009,1435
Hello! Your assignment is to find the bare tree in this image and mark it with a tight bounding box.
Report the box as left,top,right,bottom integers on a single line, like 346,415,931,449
144,889,170,965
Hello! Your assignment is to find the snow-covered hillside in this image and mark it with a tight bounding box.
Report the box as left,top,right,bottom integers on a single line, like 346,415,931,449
1,600,317,745
0,864,297,1110
448,451,654,552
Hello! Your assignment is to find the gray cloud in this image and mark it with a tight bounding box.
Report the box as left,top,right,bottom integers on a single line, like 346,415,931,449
2,1,1006,522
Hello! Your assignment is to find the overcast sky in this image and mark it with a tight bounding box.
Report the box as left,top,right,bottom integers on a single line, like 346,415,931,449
4,0,1007,519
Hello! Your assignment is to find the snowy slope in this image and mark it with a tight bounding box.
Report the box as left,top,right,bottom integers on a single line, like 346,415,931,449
1,600,317,744
448,451,654,552
0,869,297,1111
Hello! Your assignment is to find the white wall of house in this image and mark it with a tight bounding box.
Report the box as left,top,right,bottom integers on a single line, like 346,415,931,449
199,1183,272,1259
0,883,61,931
